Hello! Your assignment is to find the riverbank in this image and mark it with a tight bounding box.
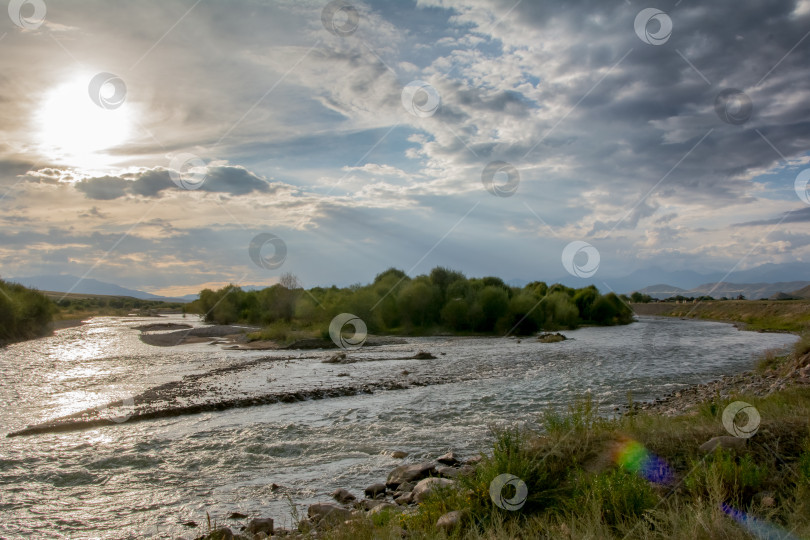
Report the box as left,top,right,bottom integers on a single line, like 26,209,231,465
631,299,810,333
191,327,810,539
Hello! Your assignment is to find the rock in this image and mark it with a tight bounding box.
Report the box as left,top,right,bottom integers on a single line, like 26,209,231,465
699,436,747,453
356,499,386,511
396,481,416,493
202,528,233,540
386,462,437,489
228,512,248,519
753,491,776,508
307,503,352,525
254,532,268,540
245,518,274,535
537,332,566,343
331,488,357,504
368,502,397,516
412,477,454,503
412,351,436,359
323,352,348,364
436,465,460,479
180,520,198,528
436,510,466,532
391,451,409,459
465,455,483,466
364,483,386,498
394,492,413,505
436,451,460,466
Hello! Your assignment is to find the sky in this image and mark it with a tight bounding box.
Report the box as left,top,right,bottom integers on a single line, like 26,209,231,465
1,0,809,297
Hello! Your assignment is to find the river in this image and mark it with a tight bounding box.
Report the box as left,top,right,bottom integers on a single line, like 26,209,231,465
0,315,797,538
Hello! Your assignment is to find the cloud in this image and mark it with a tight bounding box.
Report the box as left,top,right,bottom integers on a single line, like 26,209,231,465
71,165,273,200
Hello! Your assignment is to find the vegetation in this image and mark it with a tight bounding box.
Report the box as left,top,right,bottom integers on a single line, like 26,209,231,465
51,293,184,320
632,299,810,333
185,267,634,337
0,278,55,344
320,352,810,538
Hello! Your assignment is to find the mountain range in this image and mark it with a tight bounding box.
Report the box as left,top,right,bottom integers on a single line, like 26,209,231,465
8,275,195,303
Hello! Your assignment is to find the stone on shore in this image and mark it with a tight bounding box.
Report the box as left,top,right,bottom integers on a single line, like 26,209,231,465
245,518,274,535
386,462,436,489
436,451,459,466
391,450,409,459
436,465,460,479
331,488,356,504
436,510,466,532
201,528,233,540
368,502,397,516
394,492,413,505
307,503,352,525
699,435,747,453
412,477,454,503
364,483,386,498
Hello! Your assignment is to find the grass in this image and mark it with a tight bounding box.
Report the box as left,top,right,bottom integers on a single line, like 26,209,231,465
310,339,810,539
634,299,810,334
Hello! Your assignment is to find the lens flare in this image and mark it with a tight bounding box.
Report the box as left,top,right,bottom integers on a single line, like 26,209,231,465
612,439,674,484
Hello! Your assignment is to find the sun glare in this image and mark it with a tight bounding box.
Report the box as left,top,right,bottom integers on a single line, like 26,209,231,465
37,76,133,167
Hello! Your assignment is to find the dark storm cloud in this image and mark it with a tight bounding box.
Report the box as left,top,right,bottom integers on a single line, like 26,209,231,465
736,206,810,227
74,165,273,200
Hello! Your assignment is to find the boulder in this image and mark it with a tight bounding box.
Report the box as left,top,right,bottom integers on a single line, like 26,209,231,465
307,503,352,525
699,436,747,453
331,488,357,504
245,518,274,535
465,455,483,466
436,510,466,532
201,528,233,540
364,483,386,498
537,332,566,343
356,499,386,511
394,492,413,505
436,465,460,479
391,451,409,459
436,451,459,466
368,502,397,516
394,481,415,494
386,462,436,489
412,477,454,503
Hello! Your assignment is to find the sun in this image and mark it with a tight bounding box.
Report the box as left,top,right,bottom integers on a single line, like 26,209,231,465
36,75,133,167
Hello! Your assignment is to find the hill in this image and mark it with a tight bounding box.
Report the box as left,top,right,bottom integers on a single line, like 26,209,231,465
635,281,810,300
10,275,190,303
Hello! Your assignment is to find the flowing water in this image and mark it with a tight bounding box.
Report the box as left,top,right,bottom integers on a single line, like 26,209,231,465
0,315,797,538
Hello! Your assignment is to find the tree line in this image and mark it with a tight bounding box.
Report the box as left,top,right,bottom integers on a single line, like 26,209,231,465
186,267,634,336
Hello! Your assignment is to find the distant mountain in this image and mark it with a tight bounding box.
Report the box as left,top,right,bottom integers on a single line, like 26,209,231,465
789,284,810,299
10,275,190,303
635,281,810,300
